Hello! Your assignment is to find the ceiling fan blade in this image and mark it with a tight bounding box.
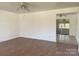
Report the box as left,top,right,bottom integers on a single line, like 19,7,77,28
17,2,33,13
25,7,31,11
24,2,32,7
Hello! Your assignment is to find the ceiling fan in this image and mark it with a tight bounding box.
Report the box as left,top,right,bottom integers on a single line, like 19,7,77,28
18,2,32,12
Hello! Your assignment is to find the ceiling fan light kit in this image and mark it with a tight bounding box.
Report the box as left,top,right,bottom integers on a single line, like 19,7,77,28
18,2,31,12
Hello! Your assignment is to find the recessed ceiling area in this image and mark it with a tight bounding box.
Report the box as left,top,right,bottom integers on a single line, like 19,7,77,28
0,2,79,13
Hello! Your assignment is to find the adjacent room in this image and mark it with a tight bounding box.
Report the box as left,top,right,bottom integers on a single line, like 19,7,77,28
0,2,79,56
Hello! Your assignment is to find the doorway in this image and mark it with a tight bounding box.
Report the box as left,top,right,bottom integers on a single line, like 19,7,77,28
56,13,77,45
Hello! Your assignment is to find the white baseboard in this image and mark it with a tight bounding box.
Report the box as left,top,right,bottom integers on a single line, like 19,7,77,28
75,37,79,52
20,35,56,42
0,36,19,43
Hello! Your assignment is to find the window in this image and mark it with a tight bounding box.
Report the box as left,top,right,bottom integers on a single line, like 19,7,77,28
59,23,64,28
59,23,69,29
65,23,69,29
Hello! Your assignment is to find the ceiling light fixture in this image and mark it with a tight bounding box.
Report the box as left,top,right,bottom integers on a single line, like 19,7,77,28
18,2,31,12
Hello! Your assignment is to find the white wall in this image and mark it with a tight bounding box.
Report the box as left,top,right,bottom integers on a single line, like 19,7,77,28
76,13,79,43
76,13,79,52
20,12,56,42
19,7,79,42
0,7,79,43
0,10,19,42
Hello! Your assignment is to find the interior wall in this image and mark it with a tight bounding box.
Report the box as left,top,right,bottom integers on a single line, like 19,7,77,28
76,13,79,52
0,10,19,42
0,7,79,43
20,12,56,42
76,13,79,44
19,7,79,42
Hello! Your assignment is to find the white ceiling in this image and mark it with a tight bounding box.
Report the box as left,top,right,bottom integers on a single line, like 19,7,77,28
0,2,79,13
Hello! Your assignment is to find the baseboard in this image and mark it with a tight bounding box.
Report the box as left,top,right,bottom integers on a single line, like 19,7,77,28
75,37,79,53
0,36,19,43
20,36,56,42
